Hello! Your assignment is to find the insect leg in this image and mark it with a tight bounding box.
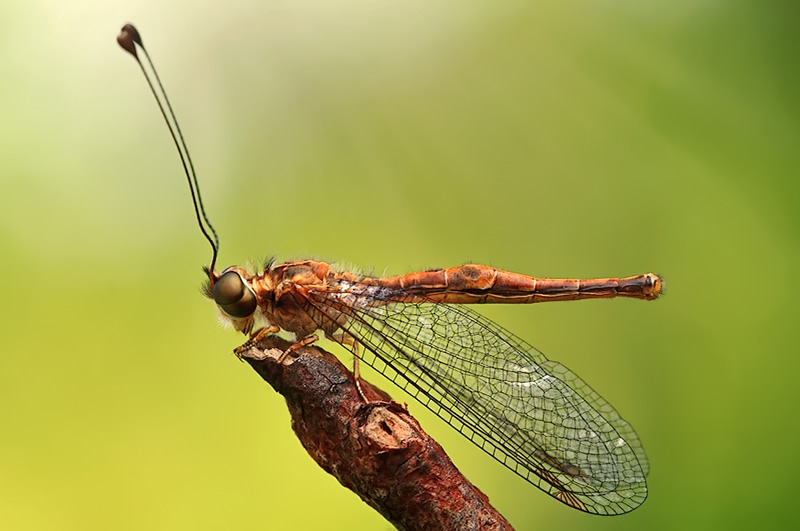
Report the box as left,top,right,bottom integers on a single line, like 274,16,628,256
328,332,369,402
233,325,280,359
277,334,319,364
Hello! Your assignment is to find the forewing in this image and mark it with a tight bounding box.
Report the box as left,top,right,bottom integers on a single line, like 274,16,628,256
301,281,648,515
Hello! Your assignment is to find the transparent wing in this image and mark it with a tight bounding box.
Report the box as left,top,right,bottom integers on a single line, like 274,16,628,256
300,281,648,515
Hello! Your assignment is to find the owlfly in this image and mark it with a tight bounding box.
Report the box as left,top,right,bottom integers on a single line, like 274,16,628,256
118,24,661,516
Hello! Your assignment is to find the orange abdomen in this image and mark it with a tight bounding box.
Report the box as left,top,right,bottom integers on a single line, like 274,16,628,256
369,264,662,304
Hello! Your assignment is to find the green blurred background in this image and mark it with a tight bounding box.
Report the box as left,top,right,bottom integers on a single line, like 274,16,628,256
1,0,798,529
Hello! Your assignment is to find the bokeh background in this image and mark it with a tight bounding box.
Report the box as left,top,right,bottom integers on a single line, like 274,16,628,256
1,1,798,529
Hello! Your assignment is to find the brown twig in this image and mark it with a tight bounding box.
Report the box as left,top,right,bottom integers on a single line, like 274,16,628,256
240,336,513,531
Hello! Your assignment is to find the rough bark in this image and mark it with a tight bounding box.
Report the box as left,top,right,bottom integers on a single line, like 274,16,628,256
240,336,513,531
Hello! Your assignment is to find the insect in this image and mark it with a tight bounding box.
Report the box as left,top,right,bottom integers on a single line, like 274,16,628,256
118,24,661,516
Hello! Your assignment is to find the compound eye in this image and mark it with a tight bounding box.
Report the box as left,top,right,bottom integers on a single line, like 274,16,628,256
213,271,257,318
214,271,244,304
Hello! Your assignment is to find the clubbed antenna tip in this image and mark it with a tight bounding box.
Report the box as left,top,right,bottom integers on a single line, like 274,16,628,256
117,24,142,58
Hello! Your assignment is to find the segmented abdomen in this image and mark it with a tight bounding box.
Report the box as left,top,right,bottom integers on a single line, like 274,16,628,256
366,264,662,304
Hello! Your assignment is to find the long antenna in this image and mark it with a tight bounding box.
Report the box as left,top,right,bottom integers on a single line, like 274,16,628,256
117,23,220,279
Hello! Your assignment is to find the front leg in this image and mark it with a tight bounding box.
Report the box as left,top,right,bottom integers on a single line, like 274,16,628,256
234,325,280,359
